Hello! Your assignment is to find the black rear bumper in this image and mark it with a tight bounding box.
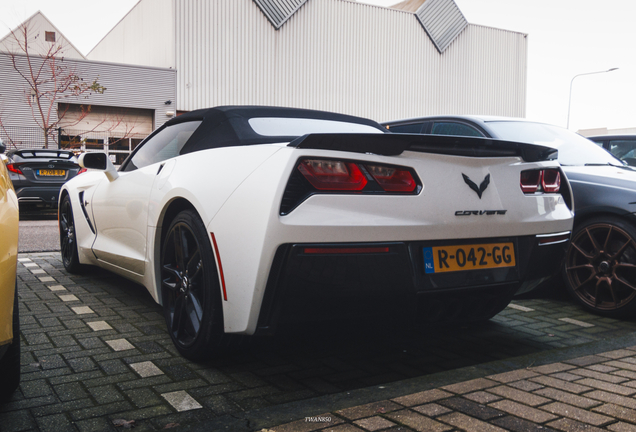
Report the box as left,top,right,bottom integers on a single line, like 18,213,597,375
255,233,569,334
15,186,62,207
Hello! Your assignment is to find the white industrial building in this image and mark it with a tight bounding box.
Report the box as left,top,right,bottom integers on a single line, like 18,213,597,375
1,0,528,157
87,0,528,122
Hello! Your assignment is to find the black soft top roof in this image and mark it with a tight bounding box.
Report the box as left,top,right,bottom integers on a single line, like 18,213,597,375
163,106,386,154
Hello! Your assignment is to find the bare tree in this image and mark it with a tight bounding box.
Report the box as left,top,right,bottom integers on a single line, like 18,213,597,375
1,20,106,148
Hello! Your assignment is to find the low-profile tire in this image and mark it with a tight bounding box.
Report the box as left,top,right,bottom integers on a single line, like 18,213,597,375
160,210,228,361
59,194,86,274
0,281,20,400
564,216,636,318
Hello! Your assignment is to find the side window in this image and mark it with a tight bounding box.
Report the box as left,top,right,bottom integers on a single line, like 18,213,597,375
387,123,425,134
431,122,484,137
122,121,202,172
609,140,636,160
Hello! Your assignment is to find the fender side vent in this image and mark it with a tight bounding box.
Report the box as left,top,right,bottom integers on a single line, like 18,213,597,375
79,191,95,234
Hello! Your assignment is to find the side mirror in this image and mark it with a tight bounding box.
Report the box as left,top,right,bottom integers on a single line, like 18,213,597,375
79,152,119,182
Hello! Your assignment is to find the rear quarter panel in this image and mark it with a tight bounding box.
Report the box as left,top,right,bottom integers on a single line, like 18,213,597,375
143,145,284,304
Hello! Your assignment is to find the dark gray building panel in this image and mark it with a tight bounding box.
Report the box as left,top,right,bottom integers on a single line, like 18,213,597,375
416,0,468,53
253,0,308,29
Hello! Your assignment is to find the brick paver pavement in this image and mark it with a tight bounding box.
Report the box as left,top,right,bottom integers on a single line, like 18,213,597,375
267,347,636,431
3,252,636,431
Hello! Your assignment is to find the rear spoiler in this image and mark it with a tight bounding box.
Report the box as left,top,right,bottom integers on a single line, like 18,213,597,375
289,133,558,162
9,149,74,159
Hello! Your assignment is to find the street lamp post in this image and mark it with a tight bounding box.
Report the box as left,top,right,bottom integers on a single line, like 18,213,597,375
567,68,618,129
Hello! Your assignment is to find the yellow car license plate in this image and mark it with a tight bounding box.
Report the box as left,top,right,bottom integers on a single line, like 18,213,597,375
423,242,515,274
38,169,66,176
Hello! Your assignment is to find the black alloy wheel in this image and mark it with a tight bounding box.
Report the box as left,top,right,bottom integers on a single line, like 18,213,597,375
161,210,225,360
59,194,84,273
564,217,636,318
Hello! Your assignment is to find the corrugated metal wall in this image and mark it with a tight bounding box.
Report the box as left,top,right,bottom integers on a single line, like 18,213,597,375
173,0,527,121
0,53,177,131
0,54,36,129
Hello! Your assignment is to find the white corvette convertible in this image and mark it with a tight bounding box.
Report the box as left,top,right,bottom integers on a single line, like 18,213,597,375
59,106,574,360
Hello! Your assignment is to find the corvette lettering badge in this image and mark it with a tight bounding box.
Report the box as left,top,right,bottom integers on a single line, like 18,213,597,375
455,210,507,216
462,173,490,199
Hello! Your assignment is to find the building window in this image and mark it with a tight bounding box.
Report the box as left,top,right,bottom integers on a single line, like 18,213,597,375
59,135,82,150
45,31,56,42
59,135,103,151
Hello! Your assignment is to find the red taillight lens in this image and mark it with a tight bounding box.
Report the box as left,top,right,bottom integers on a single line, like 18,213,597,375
541,169,560,193
520,169,561,194
520,170,541,193
283,158,421,214
298,159,367,191
6,163,22,175
77,168,87,175
365,164,417,192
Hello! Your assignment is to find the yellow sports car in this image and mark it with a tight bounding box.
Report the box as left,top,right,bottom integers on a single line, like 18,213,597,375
0,139,19,399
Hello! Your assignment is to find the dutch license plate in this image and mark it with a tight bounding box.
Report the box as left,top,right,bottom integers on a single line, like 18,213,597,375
38,169,65,176
423,242,515,274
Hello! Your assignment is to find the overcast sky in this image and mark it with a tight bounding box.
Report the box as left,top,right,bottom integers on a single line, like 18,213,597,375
1,0,634,132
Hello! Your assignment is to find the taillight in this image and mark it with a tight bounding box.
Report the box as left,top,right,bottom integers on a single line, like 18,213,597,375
520,169,560,194
365,164,417,192
541,169,560,193
298,159,367,191
520,170,541,193
77,168,87,175
6,163,22,175
283,158,421,215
